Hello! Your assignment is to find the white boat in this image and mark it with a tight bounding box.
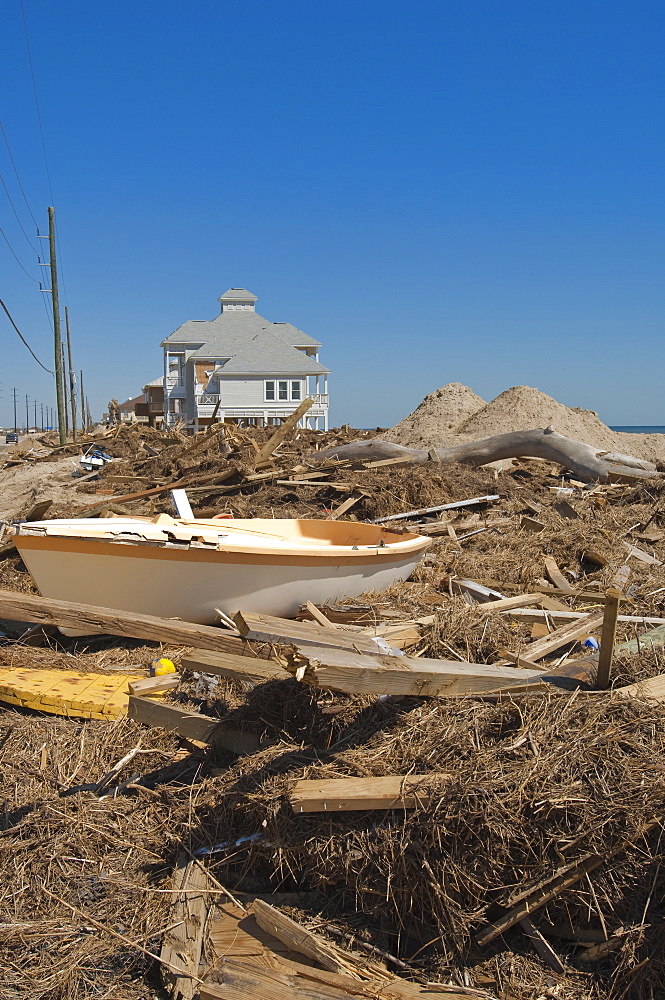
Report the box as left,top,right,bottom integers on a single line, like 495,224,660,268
15,514,431,631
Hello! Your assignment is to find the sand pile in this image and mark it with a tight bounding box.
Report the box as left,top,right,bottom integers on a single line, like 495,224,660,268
385,383,486,449
387,383,665,465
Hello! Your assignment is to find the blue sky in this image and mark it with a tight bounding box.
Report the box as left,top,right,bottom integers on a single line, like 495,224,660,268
0,0,663,429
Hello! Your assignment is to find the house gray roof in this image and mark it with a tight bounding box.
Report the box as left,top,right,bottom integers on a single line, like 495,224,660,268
161,309,325,370
217,287,258,303
143,375,164,389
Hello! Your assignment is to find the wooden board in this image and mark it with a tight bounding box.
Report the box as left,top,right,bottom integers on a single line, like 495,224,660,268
286,646,554,697
544,556,573,593
160,858,210,999
503,608,665,626
0,589,253,653
128,696,263,754
289,774,450,812
517,611,604,662
254,398,314,464
234,612,393,655
181,650,287,683
616,674,665,702
128,673,180,696
477,593,545,613
0,666,141,719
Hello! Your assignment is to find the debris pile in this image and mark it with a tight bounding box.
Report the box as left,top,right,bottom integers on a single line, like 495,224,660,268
2,416,665,999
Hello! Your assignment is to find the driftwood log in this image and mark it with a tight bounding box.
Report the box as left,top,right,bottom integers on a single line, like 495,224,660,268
314,428,659,483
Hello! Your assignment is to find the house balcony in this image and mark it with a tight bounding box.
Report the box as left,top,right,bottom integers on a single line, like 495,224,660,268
194,393,329,420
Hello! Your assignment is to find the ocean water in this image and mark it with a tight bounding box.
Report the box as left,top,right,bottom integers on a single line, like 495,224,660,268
610,426,665,434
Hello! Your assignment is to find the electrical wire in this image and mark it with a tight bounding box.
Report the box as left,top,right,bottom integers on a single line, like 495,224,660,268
0,118,40,230
0,170,38,252
0,297,53,372
20,0,54,204
0,225,39,282
19,0,70,306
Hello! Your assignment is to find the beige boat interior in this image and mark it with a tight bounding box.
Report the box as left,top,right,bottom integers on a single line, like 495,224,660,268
17,515,430,558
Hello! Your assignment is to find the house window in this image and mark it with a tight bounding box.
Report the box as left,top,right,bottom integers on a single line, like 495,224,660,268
265,380,303,402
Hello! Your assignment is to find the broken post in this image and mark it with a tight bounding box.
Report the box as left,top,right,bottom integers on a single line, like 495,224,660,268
596,587,622,689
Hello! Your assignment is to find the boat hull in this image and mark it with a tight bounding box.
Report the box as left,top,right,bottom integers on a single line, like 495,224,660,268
16,532,427,631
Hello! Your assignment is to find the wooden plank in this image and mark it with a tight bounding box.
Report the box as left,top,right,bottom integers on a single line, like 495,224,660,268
516,612,604,663
127,673,181,696
519,917,565,973
521,517,545,532
181,650,286,683
160,858,210,1000
0,589,253,652
233,612,391,655
477,593,545,613
476,816,661,947
289,774,449,812
370,495,500,524
254,398,314,465
544,556,573,593
251,899,363,978
285,646,557,697
503,608,665,626
327,496,361,520
305,601,337,628
624,542,662,566
128,696,263,754
596,588,621,688
538,594,572,613
616,674,665,702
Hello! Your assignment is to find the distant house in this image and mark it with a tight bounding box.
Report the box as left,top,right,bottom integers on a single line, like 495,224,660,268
133,377,165,427
160,287,330,431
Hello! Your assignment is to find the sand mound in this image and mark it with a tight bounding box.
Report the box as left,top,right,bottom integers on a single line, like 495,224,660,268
387,384,665,465
386,383,486,449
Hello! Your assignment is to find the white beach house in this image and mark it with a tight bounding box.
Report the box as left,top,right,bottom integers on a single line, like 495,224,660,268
160,288,330,431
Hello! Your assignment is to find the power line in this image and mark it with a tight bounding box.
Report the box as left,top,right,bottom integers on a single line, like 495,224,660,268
0,170,38,253
0,225,39,282
0,296,53,372
0,119,40,230
20,3,70,308
20,0,54,204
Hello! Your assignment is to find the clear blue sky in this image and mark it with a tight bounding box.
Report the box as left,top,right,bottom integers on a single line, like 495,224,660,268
1,0,663,429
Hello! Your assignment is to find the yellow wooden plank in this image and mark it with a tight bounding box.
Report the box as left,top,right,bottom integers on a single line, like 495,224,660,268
0,668,142,719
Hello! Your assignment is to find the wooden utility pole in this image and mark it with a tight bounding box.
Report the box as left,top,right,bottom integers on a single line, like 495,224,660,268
61,345,69,435
65,306,77,441
48,207,66,445
79,370,86,431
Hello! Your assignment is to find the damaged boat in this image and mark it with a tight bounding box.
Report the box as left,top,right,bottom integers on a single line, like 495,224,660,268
14,514,430,628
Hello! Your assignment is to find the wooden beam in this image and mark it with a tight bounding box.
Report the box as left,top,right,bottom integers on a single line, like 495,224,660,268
616,674,665,702
128,696,263,754
254,398,314,465
519,917,565,973
128,673,181,696
327,495,361,520
251,899,363,978
289,774,449,813
503,608,665,626
233,612,392,655
477,593,545,613
160,858,210,999
476,816,662,947
596,588,621,688
285,645,558,697
181,649,286,683
544,556,573,593
370,495,500,525
515,611,604,663
0,589,253,652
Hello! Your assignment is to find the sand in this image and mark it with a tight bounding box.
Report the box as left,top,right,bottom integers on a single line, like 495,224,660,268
386,384,665,465
386,383,487,449
0,456,99,521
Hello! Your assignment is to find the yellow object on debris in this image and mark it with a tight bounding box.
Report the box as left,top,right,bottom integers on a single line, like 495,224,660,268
151,657,176,676
0,668,143,719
